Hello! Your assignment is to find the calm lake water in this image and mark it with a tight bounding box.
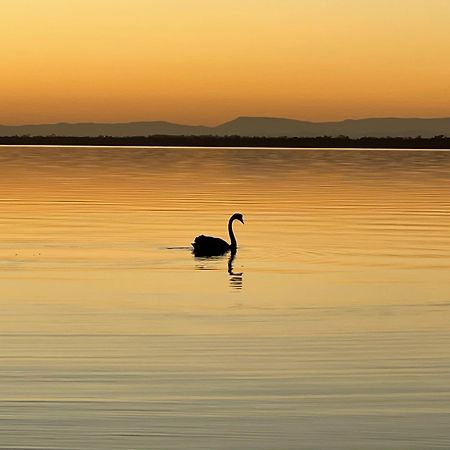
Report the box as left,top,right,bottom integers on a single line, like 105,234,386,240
0,146,449,449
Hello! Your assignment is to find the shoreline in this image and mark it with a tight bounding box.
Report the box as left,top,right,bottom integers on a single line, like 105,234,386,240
0,135,449,149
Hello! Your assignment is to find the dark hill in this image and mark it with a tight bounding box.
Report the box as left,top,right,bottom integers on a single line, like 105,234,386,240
1,116,449,138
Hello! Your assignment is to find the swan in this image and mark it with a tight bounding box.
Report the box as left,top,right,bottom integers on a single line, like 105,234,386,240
192,213,244,256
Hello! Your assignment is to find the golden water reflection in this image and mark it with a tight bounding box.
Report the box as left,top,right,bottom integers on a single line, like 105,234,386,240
0,146,449,449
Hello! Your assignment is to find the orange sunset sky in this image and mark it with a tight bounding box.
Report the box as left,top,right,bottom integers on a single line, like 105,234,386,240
2,0,450,125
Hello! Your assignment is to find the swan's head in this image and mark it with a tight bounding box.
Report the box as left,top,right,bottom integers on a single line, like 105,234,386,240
231,213,244,224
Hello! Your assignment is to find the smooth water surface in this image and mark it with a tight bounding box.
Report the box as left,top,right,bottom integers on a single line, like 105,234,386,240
0,146,449,449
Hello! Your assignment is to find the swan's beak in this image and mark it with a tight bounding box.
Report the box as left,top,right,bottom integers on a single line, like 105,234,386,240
240,217,244,224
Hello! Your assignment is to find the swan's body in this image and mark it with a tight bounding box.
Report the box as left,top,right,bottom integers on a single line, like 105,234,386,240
193,235,230,255
192,213,244,256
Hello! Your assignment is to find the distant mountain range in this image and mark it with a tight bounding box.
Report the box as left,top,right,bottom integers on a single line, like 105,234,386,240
1,117,449,138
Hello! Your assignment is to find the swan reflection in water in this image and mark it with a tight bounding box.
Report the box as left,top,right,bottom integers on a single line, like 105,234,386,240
192,213,244,290
227,251,243,290
194,250,243,290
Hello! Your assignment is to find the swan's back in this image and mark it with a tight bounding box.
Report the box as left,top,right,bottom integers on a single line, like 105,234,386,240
192,235,230,256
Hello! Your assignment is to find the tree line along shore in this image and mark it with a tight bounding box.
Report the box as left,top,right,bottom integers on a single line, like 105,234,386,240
0,135,449,149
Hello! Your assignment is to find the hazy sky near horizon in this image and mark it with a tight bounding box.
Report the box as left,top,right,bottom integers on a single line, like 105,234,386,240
2,0,450,125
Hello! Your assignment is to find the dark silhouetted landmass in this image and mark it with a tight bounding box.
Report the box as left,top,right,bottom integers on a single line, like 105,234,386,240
0,116,449,138
214,117,450,138
1,135,449,148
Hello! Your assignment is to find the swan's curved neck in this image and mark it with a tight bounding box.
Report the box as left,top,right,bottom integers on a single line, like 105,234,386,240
228,217,237,249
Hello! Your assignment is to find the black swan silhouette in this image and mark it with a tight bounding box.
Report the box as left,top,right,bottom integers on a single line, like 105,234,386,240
192,213,244,256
